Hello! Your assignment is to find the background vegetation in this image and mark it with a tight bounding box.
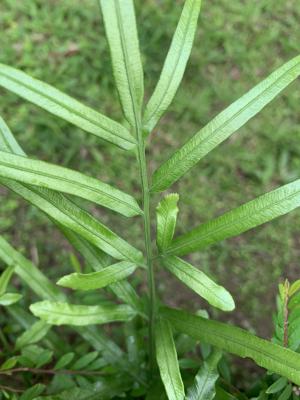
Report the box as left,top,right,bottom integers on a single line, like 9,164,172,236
1,0,300,344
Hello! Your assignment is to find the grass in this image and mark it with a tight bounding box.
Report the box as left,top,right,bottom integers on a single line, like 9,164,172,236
0,0,300,338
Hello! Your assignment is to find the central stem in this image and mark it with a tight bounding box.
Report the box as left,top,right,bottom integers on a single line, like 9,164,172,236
135,123,156,373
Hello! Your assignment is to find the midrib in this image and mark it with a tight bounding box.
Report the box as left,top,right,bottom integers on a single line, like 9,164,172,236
153,59,300,190
168,183,300,254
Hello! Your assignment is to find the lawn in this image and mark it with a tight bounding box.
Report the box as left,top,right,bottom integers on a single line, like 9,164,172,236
1,0,300,343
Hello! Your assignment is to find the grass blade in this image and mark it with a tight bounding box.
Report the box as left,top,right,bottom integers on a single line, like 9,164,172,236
161,307,300,385
156,193,179,252
100,0,144,128
30,301,136,326
151,55,300,192
57,261,136,291
163,256,234,311
0,150,142,217
155,318,185,400
143,0,202,133
0,63,135,150
167,179,300,256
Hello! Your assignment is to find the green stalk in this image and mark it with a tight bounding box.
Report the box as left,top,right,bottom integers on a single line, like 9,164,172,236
135,120,156,373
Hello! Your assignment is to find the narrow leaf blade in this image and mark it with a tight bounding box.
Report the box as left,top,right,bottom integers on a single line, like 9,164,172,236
71,351,99,370
16,321,50,350
57,261,136,291
266,377,288,394
30,301,136,326
0,63,135,150
0,292,22,306
20,383,46,400
163,256,235,311
156,193,179,251
61,229,142,312
100,0,144,127
155,318,185,400
0,236,64,301
289,280,300,297
0,150,142,217
186,349,222,400
0,236,139,382
144,0,202,132
54,352,75,370
161,307,300,385
152,55,300,192
0,116,143,263
167,179,300,256
0,265,15,295
2,180,143,263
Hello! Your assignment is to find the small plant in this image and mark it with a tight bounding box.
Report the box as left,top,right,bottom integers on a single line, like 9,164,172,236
262,280,300,399
0,0,300,398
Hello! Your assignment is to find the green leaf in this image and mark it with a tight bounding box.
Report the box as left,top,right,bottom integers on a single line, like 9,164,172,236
214,387,237,400
288,291,300,310
0,292,22,306
266,377,288,394
30,300,136,326
289,280,300,297
161,307,300,385
69,253,82,273
151,55,300,192
0,237,141,384
0,116,143,264
155,318,185,400
163,256,235,311
71,351,99,370
16,320,50,350
287,324,300,348
0,115,24,155
76,326,124,365
0,150,142,217
86,357,107,371
278,384,292,400
166,179,300,256
0,357,18,371
54,352,75,370
143,0,202,133
57,261,136,291
2,180,143,263
20,383,46,400
0,64,135,150
35,377,131,400
289,307,300,324
0,265,15,295
0,235,64,301
289,317,300,343
61,229,142,312
62,228,112,268
156,194,179,251
146,385,168,400
186,349,222,400
100,0,144,127
21,345,53,368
